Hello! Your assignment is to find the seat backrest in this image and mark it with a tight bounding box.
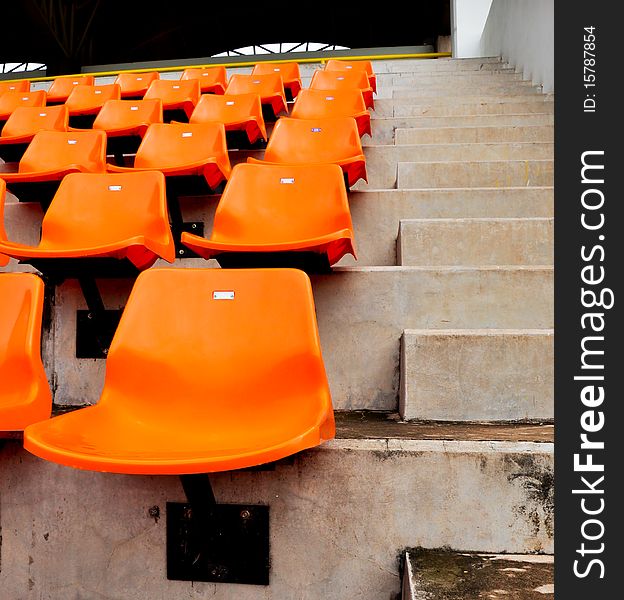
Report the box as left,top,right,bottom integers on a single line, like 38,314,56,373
1,105,69,138
310,69,371,92
211,163,353,244
324,59,375,78
0,91,47,117
114,72,160,96
93,99,163,131
40,172,173,255
101,268,330,414
226,73,285,98
46,76,95,101
263,116,363,164
291,88,367,119
18,130,107,174
143,79,201,105
251,62,301,82
189,92,262,124
0,273,51,427
0,80,30,95
65,84,121,112
134,122,229,171
180,67,227,93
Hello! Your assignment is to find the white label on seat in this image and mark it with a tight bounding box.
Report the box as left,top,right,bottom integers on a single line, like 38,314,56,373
202,73,209,76
22,97,29,100
95,90,102,94
173,85,180,89
325,96,335,101
130,106,139,110
136,77,143,81
226,101,235,105
280,178,295,184
273,68,280,71
311,128,322,133
73,81,79,85
67,140,78,144
213,291,235,300
346,65,353,69
39,113,47,117
337,76,345,80
108,185,122,191
9,86,15,90
182,132,193,137
252,80,261,84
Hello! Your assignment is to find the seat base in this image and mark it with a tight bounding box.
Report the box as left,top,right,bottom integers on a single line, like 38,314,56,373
106,135,143,165
26,257,141,282
225,130,267,151
214,251,332,274
163,108,189,124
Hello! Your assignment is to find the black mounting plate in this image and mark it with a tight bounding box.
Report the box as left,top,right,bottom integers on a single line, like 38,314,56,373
166,502,270,585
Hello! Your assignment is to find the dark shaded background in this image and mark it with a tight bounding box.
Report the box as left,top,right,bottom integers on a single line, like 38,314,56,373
2,0,450,74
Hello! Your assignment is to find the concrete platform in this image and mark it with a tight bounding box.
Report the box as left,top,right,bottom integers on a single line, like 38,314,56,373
400,329,554,421
0,417,553,600
402,549,554,600
397,218,554,266
379,100,553,118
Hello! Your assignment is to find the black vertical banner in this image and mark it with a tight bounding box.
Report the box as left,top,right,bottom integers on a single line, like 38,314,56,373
555,2,622,597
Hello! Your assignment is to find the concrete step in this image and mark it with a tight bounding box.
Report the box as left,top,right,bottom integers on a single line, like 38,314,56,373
391,68,519,80
400,329,554,421
395,125,553,145
0,417,553,600
373,99,553,118
382,57,505,72
1,187,554,274
39,266,552,410
397,218,554,266
385,77,535,90
402,549,554,600
371,115,554,145
396,159,554,189
392,85,541,98
365,145,553,188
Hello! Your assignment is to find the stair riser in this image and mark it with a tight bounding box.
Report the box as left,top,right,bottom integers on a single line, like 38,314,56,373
400,330,554,421
374,100,553,117
395,125,553,144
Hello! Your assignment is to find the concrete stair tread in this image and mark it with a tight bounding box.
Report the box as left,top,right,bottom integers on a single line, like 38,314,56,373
403,549,553,600
1,408,554,443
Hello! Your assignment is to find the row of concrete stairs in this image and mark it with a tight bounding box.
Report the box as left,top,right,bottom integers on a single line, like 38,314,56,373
0,56,553,599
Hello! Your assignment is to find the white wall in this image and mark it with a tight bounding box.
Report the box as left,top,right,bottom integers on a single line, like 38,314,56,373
481,0,554,92
451,0,494,58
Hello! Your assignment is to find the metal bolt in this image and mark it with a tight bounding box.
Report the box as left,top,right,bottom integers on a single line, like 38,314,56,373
178,249,185,256
240,509,251,520
87,312,93,319
191,223,197,229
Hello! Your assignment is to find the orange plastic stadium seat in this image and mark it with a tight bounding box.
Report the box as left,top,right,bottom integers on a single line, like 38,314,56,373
107,122,231,191
309,70,374,109
180,66,227,94
46,75,95,104
0,179,7,267
324,59,377,93
251,62,302,100
0,90,46,124
0,273,52,431
93,99,163,138
115,71,160,99
24,267,335,474
249,117,367,187
291,88,371,137
0,80,30,95
182,163,356,267
0,172,175,270
65,84,121,116
0,130,107,204
143,79,201,121
189,93,267,146
225,74,287,119
0,105,69,162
